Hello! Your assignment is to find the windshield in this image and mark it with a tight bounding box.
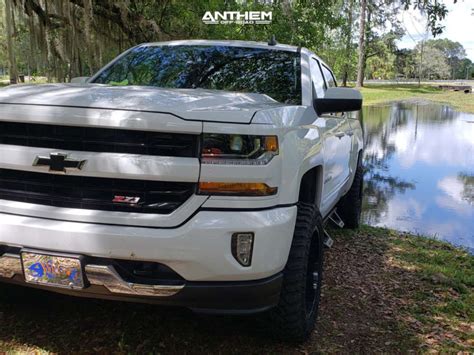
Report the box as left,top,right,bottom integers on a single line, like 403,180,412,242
92,45,302,105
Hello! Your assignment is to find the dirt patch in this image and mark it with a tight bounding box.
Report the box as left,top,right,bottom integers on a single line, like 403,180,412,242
0,227,472,353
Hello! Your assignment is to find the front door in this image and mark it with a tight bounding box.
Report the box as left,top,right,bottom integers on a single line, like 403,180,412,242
320,114,353,212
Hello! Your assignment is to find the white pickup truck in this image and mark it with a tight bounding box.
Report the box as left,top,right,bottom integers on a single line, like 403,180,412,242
0,40,363,341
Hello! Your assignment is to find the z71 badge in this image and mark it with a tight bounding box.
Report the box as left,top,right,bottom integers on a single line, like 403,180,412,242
112,196,141,205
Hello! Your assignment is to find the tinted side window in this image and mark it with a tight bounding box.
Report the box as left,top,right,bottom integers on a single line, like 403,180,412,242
321,65,336,87
310,58,325,98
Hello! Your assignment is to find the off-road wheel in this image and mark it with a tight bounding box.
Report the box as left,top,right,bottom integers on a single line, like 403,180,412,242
0,283,15,302
337,161,364,229
265,202,324,342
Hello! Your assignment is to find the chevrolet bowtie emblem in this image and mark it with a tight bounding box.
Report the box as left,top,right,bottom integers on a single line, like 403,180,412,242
33,153,86,173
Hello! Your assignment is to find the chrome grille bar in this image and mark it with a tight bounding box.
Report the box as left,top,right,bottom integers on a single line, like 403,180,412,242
0,256,184,297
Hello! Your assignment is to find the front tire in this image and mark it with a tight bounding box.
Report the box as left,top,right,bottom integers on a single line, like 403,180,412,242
265,202,324,342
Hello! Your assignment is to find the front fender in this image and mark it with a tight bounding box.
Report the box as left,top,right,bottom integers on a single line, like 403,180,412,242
253,107,324,205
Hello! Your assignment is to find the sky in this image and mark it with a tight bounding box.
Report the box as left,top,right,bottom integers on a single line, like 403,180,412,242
397,0,474,61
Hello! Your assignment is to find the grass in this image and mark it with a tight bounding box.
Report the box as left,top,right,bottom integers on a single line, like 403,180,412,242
0,226,472,353
359,84,474,113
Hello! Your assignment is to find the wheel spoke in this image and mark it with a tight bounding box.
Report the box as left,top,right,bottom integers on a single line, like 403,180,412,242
312,271,319,290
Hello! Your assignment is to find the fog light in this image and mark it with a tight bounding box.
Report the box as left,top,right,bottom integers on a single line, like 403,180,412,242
231,232,254,267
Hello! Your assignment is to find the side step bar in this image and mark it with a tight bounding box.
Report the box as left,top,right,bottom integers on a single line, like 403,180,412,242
0,254,184,297
323,230,334,248
323,209,345,249
328,210,345,228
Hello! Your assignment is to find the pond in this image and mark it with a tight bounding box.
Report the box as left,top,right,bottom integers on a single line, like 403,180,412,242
361,101,474,252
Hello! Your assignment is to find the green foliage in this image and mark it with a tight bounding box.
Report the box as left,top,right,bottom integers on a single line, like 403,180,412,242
0,0,5,68
0,0,468,83
456,58,474,80
424,38,469,79
1,0,344,80
400,0,450,36
427,38,467,61
365,33,401,79
394,48,418,78
415,45,451,79
193,1,344,51
391,38,470,80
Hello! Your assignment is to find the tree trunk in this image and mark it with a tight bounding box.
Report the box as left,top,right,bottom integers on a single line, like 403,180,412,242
417,39,424,88
342,0,354,87
5,0,18,84
356,0,367,88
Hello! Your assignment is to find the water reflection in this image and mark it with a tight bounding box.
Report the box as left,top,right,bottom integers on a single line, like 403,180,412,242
362,101,474,251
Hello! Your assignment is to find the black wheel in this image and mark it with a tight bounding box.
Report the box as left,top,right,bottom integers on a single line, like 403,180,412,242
0,283,15,302
264,202,324,342
337,161,364,229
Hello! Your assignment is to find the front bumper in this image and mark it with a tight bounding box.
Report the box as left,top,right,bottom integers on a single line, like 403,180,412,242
0,206,296,312
0,253,283,314
0,207,296,281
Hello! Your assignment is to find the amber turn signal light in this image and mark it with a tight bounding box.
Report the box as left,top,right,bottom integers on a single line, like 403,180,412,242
198,182,278,196
264,136,278,152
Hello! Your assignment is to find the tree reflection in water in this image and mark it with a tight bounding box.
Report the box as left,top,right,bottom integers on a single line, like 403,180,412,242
360,101,474,250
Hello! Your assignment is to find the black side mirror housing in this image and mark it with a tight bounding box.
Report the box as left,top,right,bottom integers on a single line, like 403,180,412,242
314,87,362,115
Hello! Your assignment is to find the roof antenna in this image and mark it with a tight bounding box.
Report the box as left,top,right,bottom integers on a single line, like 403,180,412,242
268,35,277,46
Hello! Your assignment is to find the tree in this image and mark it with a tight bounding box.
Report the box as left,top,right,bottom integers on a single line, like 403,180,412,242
341,0,355,86
4,0,343,82
415,45,450,79
4,0,17,83
424,38,466,79
1,0,463,85
456,58,473,80
356,0,367,87
356,0,455,87
401,0,450,37
0,0,7,75
356,0,403,86
394,48,418,78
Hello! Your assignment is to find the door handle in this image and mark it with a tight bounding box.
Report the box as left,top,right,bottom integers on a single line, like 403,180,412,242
335,131,345,138
346,131,354,137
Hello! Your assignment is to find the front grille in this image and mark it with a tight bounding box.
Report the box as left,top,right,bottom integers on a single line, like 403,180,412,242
0,169,195,214
0,121,199,157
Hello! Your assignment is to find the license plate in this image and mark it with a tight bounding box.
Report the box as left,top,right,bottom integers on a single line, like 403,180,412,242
21,251,84,289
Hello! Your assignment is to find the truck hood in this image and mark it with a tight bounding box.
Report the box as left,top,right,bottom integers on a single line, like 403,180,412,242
0,84,286,123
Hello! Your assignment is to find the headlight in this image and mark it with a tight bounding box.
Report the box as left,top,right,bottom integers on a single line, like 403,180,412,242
201,134,278,165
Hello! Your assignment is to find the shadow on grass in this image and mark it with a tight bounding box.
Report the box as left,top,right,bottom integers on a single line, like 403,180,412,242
1,228,469,353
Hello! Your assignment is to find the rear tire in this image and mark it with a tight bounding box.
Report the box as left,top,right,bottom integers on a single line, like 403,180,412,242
264,202,324,342
337,160,364,229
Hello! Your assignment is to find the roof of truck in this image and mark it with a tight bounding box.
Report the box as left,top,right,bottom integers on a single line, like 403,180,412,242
142,39,300,52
